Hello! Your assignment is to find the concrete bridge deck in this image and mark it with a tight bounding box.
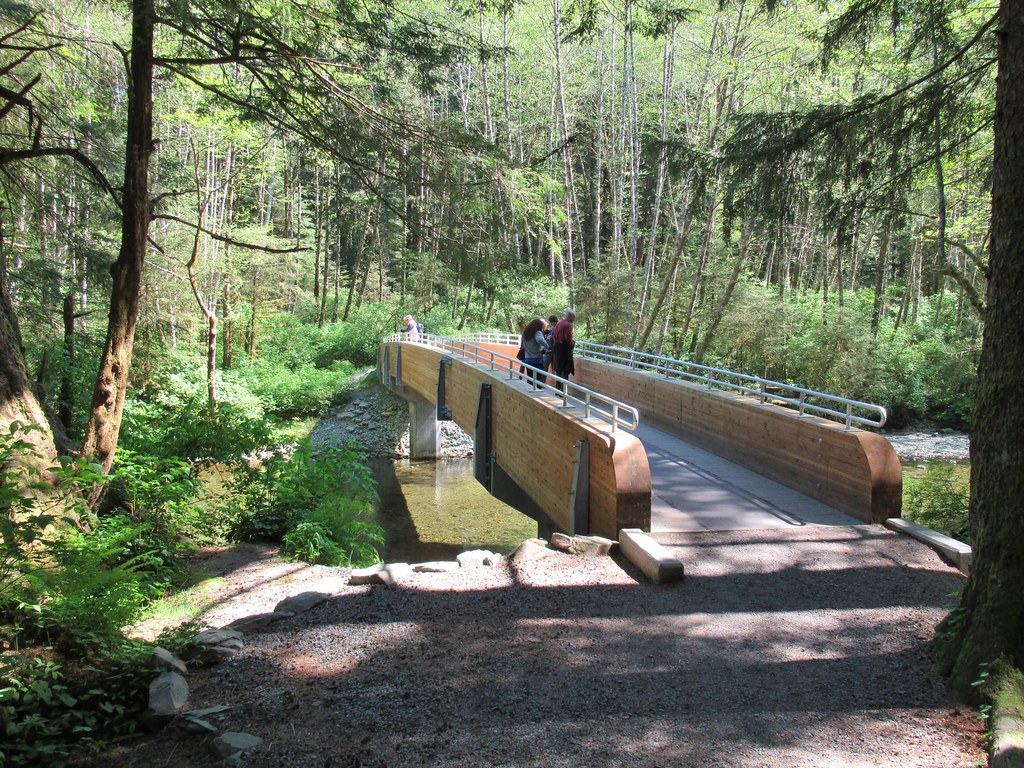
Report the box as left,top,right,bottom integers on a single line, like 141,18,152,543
639,423,861,533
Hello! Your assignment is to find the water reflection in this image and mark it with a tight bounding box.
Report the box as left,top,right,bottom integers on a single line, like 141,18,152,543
369,458,537,563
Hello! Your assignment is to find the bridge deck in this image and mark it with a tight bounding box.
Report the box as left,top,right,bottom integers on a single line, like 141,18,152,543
639,423,863,533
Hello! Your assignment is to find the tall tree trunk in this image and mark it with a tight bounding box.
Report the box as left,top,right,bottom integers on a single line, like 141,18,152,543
81,0,154,474
0,211,58,462
693,218,754,364
59,293,75,431
942,0,1024,700
871,212,894,332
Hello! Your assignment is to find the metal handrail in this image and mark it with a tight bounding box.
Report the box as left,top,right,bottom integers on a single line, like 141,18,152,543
384,331,887,429
382,332,639,432
574,340,888,429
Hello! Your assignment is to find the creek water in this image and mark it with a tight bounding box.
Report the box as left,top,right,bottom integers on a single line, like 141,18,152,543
369,458,538,563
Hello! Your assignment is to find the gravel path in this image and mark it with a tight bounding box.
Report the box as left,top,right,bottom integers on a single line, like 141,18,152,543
104,380,982,766
108,528,982,767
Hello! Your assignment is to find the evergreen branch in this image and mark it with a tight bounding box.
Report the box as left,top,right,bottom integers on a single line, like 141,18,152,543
0,146,117,203
152,214,307,253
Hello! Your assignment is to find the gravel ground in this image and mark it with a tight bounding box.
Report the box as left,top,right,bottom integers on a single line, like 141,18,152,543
107,530,983,768
102,381,983,766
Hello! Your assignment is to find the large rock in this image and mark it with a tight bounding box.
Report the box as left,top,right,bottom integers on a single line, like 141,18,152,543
456,549,501,567
349,562,414,585
508,540,558,563
549,533,616,557
151,646,188,675
193,628,245,663
571,535,617,557
412,561,461,573
194,628,244,646
274,591,329,615
550,532,573,552
225,612,291,633
147,671,189,719
210,731,264,760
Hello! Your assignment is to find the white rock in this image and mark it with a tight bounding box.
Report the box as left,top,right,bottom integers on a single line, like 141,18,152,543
274,591,329,615
148,671,189,718
457,549,501,567
507,540,558,563
151,646,187,675
210,731,264,759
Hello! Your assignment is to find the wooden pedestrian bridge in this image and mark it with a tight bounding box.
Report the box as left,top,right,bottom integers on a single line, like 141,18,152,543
377,332,902,540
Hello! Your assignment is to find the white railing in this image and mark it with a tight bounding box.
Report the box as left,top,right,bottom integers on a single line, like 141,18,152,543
384,331,887,430
574,340,888,429
383,332,639,432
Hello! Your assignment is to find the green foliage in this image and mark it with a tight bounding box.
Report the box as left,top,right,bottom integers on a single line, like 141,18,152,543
123,396,275,465
224,439,382,567
236,360,352,417
0,635,179,767
291,302,405,365
903,462,970,543
14,524,150,651
695,283,978,427
0,429,213,766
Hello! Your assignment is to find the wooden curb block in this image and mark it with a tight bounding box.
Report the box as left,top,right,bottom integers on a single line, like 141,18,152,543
883,517,973,574
618,528,684,584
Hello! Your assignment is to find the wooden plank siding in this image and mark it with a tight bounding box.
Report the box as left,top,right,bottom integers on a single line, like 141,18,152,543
573,358,902,523
379,341,651,538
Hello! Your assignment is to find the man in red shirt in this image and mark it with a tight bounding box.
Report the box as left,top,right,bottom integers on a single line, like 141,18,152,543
551,310,576,386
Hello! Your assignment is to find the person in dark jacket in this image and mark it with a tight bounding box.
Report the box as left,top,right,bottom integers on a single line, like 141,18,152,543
550,310,576,387
543,314,559,372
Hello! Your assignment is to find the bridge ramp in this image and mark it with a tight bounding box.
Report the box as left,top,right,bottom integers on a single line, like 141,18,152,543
639,424,863,533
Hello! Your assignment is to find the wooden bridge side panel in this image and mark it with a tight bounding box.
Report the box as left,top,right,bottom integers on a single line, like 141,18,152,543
575,359,901,523
380,342,651,537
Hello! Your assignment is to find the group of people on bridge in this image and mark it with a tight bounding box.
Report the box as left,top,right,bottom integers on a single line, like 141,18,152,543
399,309,577,387
518,310,576,386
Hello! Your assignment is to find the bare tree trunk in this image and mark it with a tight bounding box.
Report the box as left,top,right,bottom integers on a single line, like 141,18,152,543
82,0,154,473
59,293,75,431
0,209,58,461
694,218,754,364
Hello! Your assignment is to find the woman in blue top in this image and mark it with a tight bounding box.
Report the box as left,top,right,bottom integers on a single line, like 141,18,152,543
521,317,550,385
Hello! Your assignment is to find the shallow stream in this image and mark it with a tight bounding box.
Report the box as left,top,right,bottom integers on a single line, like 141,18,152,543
369,458,537,563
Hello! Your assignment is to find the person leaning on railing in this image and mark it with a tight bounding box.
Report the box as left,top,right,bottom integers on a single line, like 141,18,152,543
521,318,550,385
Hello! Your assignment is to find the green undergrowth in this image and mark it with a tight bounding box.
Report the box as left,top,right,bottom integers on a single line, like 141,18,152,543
902,461,971,543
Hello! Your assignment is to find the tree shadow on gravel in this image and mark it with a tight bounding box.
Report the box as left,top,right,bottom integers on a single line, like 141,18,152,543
104,530,981,768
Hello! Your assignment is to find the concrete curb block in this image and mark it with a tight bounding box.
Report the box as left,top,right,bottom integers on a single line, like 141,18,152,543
618,529,684,584
991,711,1024,768
883,517,972,574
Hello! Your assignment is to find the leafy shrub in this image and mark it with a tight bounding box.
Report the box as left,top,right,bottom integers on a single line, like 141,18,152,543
282,521,346,564
0,634,183,767
233,359,352,417
14,518,151,649
122,397,274,466
107,450,207,550
903,462,970,542
224,439,382,567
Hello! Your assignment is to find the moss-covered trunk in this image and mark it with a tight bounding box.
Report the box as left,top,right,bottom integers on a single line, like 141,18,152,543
943,0,1024,699
81,0,154,474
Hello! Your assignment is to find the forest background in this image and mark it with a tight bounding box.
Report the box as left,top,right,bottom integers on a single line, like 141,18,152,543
0,0,1014,763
